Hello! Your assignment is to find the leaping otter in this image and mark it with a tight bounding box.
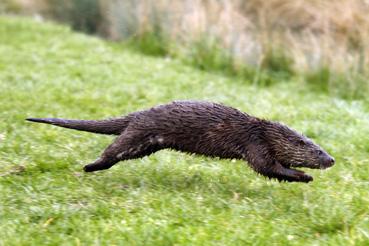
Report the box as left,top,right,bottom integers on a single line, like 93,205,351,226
27,101,335,183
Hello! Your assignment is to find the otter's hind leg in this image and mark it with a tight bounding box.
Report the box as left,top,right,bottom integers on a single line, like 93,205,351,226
84,130,159,172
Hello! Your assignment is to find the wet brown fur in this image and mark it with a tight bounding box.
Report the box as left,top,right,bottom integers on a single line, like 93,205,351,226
27,101,335,183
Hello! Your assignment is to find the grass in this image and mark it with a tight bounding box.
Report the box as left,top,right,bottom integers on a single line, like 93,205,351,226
99,0,369,98
0,17,368,245
4,0,369,98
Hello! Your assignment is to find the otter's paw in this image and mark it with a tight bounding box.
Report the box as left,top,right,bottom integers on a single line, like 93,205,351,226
83,164,97,172
297,173,313,183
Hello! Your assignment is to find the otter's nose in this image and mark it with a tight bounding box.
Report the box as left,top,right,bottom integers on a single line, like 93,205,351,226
324,156,335,168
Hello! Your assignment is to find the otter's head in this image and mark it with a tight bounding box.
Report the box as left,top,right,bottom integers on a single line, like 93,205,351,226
266,122,335,170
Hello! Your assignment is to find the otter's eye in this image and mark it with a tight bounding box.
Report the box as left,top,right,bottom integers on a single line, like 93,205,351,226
317,150,323,155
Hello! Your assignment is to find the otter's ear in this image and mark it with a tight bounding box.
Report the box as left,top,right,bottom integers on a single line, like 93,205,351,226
298,139,306,145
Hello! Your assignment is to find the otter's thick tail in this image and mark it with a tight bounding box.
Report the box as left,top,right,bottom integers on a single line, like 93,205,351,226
26,117,129,135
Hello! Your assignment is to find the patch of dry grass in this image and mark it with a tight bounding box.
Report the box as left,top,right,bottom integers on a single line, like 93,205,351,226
101,0,369,97
99,1,369,68
4,0,369,97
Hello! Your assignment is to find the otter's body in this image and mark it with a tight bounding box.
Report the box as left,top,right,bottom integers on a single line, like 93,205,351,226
27,101,334,183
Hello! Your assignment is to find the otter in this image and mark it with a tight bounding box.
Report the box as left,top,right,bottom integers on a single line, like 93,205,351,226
27,101,335,183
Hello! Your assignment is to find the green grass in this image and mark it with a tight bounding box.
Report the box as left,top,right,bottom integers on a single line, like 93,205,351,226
0,16,368,245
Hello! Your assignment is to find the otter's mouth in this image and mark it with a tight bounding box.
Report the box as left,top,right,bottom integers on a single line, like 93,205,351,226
319,164,331,170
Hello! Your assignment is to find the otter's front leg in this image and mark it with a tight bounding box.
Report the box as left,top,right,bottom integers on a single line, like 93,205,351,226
264,162,313,183
250,161,313,183
245,144,313,183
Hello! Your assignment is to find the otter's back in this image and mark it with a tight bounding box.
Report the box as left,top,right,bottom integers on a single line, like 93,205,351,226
128,101,249,130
